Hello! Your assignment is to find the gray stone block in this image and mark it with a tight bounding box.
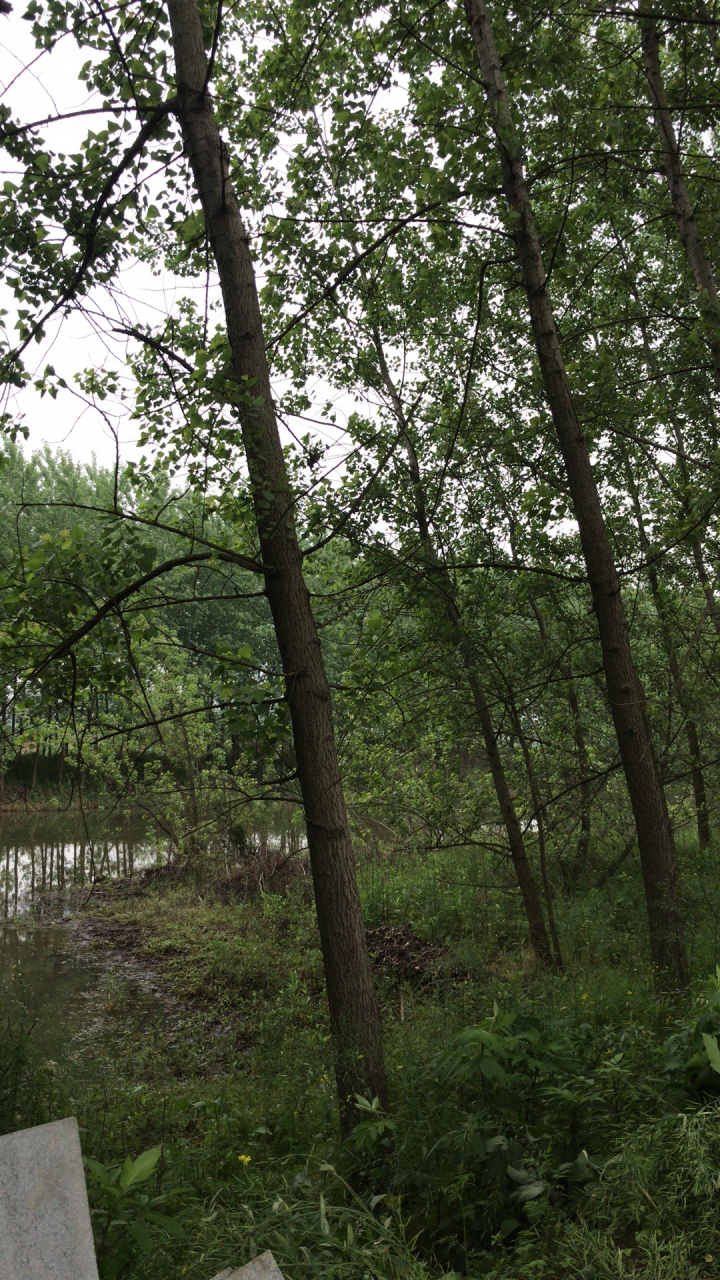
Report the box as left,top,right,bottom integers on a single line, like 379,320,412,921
210,1248,286,1280
0,1115,99,1280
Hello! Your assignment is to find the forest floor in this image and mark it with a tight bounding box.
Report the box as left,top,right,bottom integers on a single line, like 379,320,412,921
4,847,720,1280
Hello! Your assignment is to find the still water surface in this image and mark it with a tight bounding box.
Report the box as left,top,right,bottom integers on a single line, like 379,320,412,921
0,812,169,1062
0,812,165,918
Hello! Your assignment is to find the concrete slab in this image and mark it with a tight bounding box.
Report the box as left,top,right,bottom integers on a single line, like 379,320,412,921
0,1115,99,1280
210,1249,285,1280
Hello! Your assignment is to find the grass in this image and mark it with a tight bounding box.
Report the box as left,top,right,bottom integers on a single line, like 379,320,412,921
4,840,720,1277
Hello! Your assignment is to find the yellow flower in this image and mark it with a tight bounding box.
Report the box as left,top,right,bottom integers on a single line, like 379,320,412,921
238,1154,251,1166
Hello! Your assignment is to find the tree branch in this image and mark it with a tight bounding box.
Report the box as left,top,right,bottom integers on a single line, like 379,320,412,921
27,548,263,679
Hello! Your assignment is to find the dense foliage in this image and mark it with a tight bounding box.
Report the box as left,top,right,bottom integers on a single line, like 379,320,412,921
5,0,720,1273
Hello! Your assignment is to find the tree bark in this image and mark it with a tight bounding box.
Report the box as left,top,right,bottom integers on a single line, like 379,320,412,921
638,5,720,390
506,694,563,967
371,329,556,967
165,0,387,1124
616,257,714,843
624,458,711,847
459,640,555,966
691,539,720,640
529,598,592,881
178,712,199,831
466,0,689,988
618,242,720,645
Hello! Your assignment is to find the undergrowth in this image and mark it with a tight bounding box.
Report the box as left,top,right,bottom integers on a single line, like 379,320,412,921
4,841,720,1277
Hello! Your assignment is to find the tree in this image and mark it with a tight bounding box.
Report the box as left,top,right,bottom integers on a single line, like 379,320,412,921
464,0,688,989
0,0,389,1125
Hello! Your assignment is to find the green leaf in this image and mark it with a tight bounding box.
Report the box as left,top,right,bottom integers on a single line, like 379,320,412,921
126,1220,154,1252
319,1192,330,1236
144,1209,185,1237
85,1158,117,1189
118,1146,162,1191
701,1033,720,1074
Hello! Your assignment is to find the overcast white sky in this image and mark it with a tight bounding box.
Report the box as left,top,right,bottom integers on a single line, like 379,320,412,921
0,8,368,477
0,12,150,465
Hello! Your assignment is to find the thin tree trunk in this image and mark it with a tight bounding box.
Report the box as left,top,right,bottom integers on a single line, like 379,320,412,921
178,713,200,853
528,598,593,880
165,0,387,1122
466,0,689,988
615,251,713,843
460,644,555,965
371,329,555,966
624,459,711,847
691,540,720,640
507,696,563,967
618,246,720,644
595,834,637,888
638,6,720,389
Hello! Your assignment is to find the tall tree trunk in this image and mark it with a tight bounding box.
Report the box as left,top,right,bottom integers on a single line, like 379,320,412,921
618,245,720,644
506,694,563,967
466,0,689,988
616,254,714,841
459,640,555,965
528,598,592,881
691,540,720,640
371,330,555,966
178,712,200,852
638,5,720,390
165,0,387,1124
624,458,711,847
565,679,593,876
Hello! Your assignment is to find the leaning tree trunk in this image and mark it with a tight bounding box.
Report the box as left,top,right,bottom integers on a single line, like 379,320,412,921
506,693,563,967
371,330,556,967
458,637,556,966
165,0,388,1124
528,597,593,881
639,5,720,390
466,0,689,989
619,264,714,842
624,458,711,848
691,540,720,640
620,239,720,647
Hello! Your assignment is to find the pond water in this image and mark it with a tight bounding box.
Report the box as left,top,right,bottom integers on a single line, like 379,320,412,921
0,811,170,1069
0,811,165,919
0,808,302,1076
